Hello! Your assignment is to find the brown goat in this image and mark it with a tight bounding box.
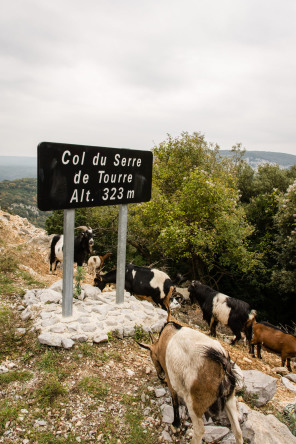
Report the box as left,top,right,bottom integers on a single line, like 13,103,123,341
138,322,243,444
250,320,296,372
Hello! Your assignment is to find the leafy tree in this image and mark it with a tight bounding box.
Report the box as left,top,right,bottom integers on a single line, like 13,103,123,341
129,133,262,284
245,190,280,264
272,180,296,294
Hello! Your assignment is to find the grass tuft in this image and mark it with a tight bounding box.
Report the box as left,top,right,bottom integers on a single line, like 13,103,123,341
78,376,109,399
35,376,68,406
0,370,33,386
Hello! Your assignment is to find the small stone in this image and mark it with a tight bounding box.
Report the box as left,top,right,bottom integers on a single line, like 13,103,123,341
35,419,47,426
286,374,296,383
6,362,17,369
93,334,108,343
282,377,296,394
15,328,26,338
160,404,174,423
21,308,32,321
155,388,166,398
273,367,289,376
38,333,62,347
161,430,173,442
61,338,75,349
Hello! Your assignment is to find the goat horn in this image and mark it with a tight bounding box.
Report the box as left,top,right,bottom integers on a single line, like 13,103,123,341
149,331,155,344
75,226,89,231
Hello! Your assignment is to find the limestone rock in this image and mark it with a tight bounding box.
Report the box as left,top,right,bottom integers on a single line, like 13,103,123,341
160,404,174,424
282,376,296,394
38,333,62,347
286,373,296,383
242,410,296,443
272,366,289,376
242,370,277,406
203,425,230,443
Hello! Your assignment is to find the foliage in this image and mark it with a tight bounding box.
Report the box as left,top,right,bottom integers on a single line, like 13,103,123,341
277,403,296,436
0,306,20,359
35,376,68,406
0,370,33,386
73,265,86,298
272,180,296,294
244,190,280,263
129,133,262,282
133,325,150,342
0,400,20,433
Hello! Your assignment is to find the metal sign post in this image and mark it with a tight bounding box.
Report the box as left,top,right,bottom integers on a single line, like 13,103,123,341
37,142,153,316
62,209,75,317
116,205,128,304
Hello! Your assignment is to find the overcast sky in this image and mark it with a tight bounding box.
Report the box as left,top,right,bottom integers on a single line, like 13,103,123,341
1,0,296,157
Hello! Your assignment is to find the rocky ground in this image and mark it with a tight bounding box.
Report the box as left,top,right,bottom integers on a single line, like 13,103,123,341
0,210,296,443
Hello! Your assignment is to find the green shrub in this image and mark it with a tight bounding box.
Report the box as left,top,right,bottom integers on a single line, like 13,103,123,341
277,403,296,436
35,376,68,406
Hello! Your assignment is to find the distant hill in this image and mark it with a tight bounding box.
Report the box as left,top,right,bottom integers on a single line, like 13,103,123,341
1,151,296,182
0,178,50,228
219,150,296,169
0,156,36,181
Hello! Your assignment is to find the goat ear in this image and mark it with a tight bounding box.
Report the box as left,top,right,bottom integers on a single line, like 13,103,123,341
136,341,152,351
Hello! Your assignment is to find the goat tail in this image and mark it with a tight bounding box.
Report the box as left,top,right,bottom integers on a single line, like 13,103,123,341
204,347,237,417
49,235,60,261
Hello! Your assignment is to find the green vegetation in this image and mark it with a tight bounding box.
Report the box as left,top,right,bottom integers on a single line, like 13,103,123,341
277,403,296,436
73,266,86,299
0,370,33,386
0,306,20,359
0,178,50,227
35,376,68,406
77,376,109,399
0,400,20,433
134,325,151,343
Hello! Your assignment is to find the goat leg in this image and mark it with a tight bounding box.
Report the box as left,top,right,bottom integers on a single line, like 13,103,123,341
284,357,292,372
231,330,241,346
171,390,181,428
257,344,262,359
210,317,218,337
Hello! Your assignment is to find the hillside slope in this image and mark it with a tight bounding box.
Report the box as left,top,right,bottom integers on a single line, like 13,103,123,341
0,210,295,443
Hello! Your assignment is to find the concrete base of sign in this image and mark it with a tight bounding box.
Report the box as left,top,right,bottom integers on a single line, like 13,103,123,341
20,280,167,348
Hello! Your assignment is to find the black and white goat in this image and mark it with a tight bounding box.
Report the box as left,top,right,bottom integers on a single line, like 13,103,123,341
188,281,256,345
49,226,94,272
138,322,243,444
94,264,174,316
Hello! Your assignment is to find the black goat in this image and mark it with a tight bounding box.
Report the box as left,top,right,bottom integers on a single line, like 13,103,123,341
188,280,256,345
94,264,174,316
49,226,94,272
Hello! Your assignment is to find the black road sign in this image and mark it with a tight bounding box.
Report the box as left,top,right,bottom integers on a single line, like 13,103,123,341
37,142,153,211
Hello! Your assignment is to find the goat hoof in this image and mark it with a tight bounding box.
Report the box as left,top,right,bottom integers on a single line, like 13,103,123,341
170,424,180,434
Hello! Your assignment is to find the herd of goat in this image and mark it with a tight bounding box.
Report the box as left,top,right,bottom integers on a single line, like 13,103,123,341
49,226,296,444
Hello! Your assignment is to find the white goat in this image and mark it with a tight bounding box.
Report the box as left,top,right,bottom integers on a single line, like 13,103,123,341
138,322,243,444
87,251,112,276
